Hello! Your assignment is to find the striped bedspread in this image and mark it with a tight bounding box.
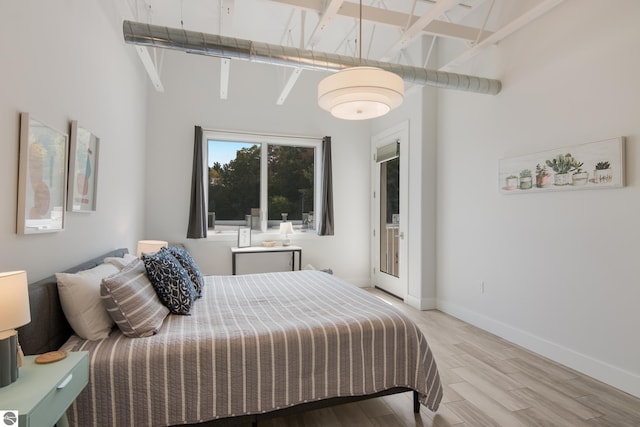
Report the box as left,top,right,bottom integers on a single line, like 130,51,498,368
62,270,442,426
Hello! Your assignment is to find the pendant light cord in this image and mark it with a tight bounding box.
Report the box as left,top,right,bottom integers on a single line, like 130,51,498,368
358,0,362,64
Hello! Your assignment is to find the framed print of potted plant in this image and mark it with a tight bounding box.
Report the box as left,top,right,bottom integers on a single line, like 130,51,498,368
499,137,625,194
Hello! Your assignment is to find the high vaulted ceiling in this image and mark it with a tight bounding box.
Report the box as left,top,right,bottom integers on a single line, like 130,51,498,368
123,0,564,97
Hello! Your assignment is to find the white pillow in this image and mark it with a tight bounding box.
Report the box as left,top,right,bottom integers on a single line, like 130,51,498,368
103,253,138,269
56,263,120,340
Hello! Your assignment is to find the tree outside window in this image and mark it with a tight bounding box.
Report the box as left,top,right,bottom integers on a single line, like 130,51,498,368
267,145,314,221
208,143,260,221
208,138,316,231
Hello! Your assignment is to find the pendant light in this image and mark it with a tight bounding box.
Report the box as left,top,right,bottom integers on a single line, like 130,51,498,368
317,0,404,120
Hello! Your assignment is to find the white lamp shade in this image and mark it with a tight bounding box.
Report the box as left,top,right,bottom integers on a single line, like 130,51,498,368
318,66,404,120
0,271,31,333
136,240,168,257
279,222,294,236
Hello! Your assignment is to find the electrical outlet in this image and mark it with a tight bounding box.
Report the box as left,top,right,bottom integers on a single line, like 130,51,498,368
481,281,485,294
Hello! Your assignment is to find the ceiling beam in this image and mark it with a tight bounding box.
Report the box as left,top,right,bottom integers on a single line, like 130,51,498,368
439,0,565,71
277,9,306,105
277,1,344,105
381,0,459,61
340,2,491,42
269,0,330,14
133,45,165,92
220,58,230,99
306,0,345,48
425,20,491,42
119,0,164,92
277,67,304,105
270,0,491,42
218,0,234,99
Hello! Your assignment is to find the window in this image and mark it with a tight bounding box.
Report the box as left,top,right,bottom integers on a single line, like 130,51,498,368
206,131,321,233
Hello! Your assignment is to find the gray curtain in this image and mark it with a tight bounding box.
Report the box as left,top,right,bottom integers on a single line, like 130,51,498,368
318,136,334,236
186,126,207,239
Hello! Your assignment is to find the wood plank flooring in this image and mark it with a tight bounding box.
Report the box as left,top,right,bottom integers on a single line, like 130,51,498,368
257,289,640,427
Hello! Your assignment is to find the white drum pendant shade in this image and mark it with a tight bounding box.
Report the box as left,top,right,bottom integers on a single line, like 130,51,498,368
318,66,404,120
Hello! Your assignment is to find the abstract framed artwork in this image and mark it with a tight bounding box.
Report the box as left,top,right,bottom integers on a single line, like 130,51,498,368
17,112,68,234
499,137,625,195
68,120,100,212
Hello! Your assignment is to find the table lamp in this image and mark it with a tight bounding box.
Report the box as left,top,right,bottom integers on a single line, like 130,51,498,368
279,222,294,246
136,240,168,257
0,270,31,387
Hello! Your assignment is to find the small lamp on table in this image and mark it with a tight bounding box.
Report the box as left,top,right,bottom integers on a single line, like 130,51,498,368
279,222,294,247
136,240,168,257
0,270,31,388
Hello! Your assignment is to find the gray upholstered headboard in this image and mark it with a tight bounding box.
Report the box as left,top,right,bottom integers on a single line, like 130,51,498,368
17,248,129,355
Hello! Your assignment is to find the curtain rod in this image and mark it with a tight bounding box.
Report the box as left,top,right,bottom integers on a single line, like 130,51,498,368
201,127,324,141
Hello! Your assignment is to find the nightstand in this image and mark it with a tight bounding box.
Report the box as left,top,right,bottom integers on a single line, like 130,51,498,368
0,351,89,427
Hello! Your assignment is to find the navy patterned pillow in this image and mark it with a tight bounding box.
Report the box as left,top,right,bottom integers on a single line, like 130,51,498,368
162,246,204,298
142,251,196,315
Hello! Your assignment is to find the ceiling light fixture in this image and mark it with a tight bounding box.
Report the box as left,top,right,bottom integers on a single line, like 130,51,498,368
317,0,404,120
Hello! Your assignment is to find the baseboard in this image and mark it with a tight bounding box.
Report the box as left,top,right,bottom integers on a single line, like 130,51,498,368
345,278,372,288
437,299,640,399
406,294,437,310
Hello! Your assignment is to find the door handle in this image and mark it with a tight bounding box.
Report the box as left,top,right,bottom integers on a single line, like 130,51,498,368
398,231,404,239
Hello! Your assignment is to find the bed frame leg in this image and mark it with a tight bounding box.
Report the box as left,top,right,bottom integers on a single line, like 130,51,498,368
413,390,420,413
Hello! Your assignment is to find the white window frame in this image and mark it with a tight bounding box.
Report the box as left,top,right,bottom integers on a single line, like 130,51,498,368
205,129,323,234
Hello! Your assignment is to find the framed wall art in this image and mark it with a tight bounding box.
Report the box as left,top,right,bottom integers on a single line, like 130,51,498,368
68,120,100,212
237,228,251,248
17,112,68,234
499,137,625,195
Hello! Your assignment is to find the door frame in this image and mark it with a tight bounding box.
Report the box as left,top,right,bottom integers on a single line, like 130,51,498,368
371,121,409,299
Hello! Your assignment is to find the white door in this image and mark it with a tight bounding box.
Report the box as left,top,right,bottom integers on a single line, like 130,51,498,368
371,122,408,299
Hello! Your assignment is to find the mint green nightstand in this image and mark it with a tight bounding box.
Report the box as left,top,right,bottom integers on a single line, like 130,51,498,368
0,351,89,427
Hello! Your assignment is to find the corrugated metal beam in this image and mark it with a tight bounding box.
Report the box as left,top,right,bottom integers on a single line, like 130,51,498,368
123,20,502,95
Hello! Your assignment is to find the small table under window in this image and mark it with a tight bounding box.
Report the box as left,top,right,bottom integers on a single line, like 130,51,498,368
231,245,302,275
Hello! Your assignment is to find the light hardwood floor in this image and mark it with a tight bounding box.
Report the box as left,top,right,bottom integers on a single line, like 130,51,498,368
260,289,640,427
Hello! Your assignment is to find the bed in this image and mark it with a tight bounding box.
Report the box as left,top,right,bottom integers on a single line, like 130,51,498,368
18,248,443,426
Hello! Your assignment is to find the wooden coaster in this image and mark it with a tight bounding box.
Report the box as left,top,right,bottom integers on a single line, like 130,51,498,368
35,350,68,364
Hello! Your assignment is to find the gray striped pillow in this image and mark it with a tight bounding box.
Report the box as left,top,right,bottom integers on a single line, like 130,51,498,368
100,259,169,338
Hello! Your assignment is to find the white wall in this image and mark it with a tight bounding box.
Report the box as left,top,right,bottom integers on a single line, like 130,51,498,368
370,86,438,309
0,0,148,280
437,0,640,397
144,51,372,284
